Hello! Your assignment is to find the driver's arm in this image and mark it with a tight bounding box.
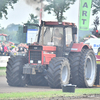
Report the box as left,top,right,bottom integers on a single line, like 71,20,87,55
53,36,62,40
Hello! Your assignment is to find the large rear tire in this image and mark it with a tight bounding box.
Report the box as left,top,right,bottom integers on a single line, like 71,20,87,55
30,74,48,86
6,56,29,87
47,57,70,88
68,49,97,87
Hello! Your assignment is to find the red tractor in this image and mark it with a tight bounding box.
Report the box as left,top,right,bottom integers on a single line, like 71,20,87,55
0,33,8,42
6,21,97,88
0,33,11,44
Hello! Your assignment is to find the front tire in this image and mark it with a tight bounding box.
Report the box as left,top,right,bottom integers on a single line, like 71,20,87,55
6,56,28,87
47,57,70,88
30,74,48,86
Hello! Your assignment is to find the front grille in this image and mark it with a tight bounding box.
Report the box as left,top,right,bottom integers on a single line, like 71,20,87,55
30,51,41,63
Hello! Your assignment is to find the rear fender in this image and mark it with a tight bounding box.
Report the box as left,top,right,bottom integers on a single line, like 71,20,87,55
71,42,90,52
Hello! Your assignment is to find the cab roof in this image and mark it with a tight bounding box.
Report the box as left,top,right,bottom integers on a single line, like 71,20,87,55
42,21,76,27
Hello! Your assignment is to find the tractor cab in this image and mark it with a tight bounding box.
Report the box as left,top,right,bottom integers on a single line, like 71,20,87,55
37,21,77,47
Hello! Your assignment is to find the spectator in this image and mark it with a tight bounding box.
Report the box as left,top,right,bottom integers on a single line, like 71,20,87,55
0,42,28,56
11,47,18,55
24,44,28,53
7,44,12,56
4,44,8,56
1,42,5,55
11,43,16,50
18,43,24,52
0,43,3,56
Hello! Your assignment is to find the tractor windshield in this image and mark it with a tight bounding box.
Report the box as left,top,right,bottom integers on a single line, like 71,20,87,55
65,27,73,45
39,26,63,46
0,36,6,42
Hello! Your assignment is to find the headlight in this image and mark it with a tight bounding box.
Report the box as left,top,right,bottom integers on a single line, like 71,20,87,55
51,52,54,54
30,60,33,63
38,60,41,64
43,51,54,54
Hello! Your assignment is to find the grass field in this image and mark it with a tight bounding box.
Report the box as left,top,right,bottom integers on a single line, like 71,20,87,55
0,67,6,76
0,88,100,99
0,67,6,70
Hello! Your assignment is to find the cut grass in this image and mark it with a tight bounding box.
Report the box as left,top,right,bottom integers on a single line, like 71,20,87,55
0,67,6,76
0,67,6,70
0,71,6,76
0,88,100,99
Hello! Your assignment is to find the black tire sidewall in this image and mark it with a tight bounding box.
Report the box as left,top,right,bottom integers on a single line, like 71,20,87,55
6,56,28,87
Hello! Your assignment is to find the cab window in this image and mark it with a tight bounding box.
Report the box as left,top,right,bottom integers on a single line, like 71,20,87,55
65,27,73,45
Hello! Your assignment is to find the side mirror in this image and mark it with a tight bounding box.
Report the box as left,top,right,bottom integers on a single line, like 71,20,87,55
72,27,77,34
23,25,27,33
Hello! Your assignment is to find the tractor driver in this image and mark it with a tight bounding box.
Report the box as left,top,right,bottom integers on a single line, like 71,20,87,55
53,28,63,46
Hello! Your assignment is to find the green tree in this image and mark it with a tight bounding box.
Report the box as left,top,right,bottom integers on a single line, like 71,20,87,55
0,0,18,19
92,0,100,15
26,14,39,29
27,14,39,24
17,26,26,43
24,0,76,22
44,0,76,22
0,24,21,43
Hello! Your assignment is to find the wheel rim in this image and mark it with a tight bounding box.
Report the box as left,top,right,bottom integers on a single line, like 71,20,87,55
85,53,96,86
61,66,68,83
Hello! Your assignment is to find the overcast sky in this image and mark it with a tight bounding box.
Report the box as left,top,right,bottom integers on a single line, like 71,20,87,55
0,0,98,28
